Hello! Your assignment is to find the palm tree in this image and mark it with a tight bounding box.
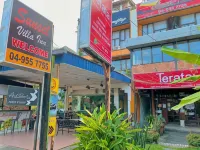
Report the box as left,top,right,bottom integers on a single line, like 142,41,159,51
161,46,200,110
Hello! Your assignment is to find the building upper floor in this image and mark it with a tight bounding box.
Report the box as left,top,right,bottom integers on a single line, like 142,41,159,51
136,0,200,37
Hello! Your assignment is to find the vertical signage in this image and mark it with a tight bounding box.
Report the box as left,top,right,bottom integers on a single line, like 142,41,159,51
79,0,112,64
0,0,53,73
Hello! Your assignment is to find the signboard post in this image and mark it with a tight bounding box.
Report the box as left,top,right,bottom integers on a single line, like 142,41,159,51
0,0,54,149
79,0,112,112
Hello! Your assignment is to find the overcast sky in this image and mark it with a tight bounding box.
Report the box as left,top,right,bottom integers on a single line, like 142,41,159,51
0,0,142,52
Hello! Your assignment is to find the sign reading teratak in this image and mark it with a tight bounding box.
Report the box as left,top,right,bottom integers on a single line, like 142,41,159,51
7,86,39,106
79,0,112,64
0,0,53,73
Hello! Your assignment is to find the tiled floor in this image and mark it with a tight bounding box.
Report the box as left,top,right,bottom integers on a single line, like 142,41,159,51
0,131,77,150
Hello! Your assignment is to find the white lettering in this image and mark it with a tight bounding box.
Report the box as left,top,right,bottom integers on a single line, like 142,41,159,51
37,35,46,46
17,26,34,40
157,72,195,83
112,18,127,25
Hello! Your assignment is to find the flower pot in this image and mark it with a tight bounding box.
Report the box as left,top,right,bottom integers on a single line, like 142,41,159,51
180,120,185,127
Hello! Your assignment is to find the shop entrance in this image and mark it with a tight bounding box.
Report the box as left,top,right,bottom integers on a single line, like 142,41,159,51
154,89,200,126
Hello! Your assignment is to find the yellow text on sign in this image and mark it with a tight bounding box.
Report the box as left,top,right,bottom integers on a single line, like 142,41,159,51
51,78,59,95
48,117,57,137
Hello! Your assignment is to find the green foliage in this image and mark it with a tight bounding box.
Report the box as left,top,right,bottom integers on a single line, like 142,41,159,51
58,89,65,102
186,133,200,147
57,101,64,109
146,115,165,132
146,131,160,144
1,119,12,130
161,46,200,65
74,105,142,150
31,106,37,115
161,46,200,110
133,123,148,149
172,91,200,110
126,69,131,77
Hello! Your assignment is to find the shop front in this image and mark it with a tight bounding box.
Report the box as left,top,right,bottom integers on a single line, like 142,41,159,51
0,82,35,135
134,69,200,126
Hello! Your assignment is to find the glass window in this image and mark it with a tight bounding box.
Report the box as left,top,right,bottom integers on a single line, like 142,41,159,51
196,13,200,25
148,24,153,34
113,31,120,39
133,50,142,65
180,14,195,27
120,30,125,41
112,40,115,48
154,20,167,32
163,44,174,62
177,41,188,52
142,47,152,64
115,39,120,47
143,25,147,35
121,60,126,70
127,59,131,69
125,29,130,39
152,46,162,63
189,40,200,54
112,60,121,70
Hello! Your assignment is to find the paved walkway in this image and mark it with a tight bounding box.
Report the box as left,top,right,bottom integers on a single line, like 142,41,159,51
165,124,200,133
0,130,77,150
159,131,189,147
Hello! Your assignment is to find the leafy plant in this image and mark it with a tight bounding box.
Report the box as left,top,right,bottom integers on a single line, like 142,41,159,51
186,133,200,147
57,101,64,109
74,105,142,150
161,46,200,110
146,130,160,144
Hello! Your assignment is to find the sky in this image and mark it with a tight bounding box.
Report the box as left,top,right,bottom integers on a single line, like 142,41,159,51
0,0,142,52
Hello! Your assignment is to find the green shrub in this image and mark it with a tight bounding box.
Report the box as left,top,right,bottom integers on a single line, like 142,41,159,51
146,130,160,144
74,105,142,150
186,133,200,147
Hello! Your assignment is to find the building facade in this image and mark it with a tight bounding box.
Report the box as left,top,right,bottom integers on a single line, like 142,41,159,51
126,0,200,126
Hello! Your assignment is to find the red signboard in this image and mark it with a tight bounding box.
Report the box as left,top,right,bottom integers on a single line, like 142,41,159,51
137,0,200,20
134,69,200,89
89,0,112,64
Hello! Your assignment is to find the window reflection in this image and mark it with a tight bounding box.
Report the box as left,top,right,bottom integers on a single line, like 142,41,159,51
189,40,200,54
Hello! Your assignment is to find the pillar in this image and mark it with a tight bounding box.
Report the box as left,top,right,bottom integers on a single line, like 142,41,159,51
122,86,131,116
114,88,119,110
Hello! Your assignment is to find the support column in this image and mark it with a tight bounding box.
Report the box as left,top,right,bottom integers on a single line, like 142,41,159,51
122,86,131,116
114,88,119,110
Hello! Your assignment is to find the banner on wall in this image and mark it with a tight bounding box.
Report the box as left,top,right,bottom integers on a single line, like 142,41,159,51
7,86,39,106
0,0,53,73
137,0,200,20
134,69,200,89
79,0,112,64
112,8,130,27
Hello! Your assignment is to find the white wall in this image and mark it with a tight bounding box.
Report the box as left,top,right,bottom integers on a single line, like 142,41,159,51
130,8,138,38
